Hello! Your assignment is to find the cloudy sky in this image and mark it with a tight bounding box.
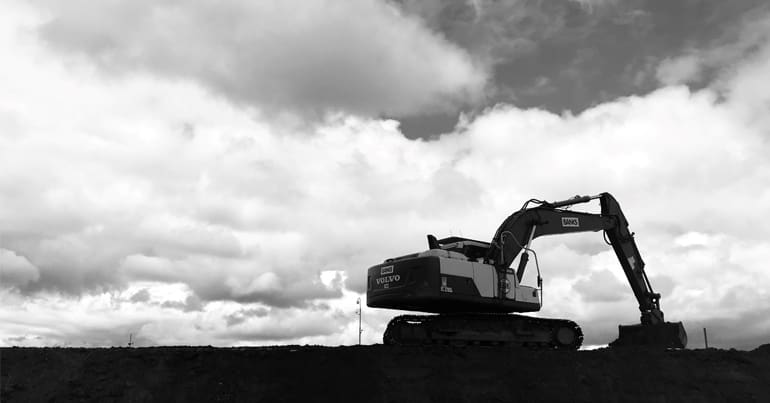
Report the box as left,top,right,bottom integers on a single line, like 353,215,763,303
2,0,769,349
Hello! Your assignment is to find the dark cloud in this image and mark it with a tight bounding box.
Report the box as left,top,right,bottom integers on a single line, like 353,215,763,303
161,294,204,313
395,112,462,141
27,0,770,140
224,308,270,327
395,0,770,138
3,220,243,297
129,288,150,303
118,254,345,309
201,272,343,309
0,248,40,288
10,243,129,296
656,7,770,87
32,0,486,119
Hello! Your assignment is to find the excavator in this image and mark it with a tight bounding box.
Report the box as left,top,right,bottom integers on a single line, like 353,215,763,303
366,192,687,349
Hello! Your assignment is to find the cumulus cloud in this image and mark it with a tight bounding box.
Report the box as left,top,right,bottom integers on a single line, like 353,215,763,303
129,288,151,303
30,0,486,118
572,269,626,303
656,54,704,86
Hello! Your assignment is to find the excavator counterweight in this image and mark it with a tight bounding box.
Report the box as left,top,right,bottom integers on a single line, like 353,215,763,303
367,192,687,349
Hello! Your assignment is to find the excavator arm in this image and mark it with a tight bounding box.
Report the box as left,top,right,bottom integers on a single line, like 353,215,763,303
487,192,686,347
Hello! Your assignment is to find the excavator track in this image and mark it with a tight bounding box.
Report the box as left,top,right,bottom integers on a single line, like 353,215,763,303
383,314,583,350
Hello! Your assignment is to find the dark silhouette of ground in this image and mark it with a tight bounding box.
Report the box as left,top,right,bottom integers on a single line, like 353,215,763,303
2,344,769,402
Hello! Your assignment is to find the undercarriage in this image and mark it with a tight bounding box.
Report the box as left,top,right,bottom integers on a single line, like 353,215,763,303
383,313,583,350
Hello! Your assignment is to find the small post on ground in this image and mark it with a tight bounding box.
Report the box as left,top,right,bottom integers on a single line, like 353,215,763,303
128,333,134,348
703,327,709,349
356,297,363,345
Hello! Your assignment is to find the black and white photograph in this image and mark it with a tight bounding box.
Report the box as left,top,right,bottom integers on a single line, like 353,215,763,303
1,0,770,401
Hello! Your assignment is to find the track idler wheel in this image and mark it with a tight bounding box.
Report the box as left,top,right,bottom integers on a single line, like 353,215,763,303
553,324,583,350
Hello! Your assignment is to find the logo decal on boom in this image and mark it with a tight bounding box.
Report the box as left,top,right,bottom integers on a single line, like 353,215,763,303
561,217,580,227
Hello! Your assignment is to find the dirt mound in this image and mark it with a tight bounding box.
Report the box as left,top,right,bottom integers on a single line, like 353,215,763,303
3,345,770,402
753,343,770,354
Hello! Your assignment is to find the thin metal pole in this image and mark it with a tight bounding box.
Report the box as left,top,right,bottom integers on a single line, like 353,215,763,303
703,327,708,349
357,297,362,345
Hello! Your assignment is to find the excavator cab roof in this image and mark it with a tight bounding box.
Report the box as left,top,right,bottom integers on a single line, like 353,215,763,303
435,236,490,262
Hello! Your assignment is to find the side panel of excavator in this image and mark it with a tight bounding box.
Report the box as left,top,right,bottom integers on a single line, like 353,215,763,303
367,252,540,314
367,251,583,348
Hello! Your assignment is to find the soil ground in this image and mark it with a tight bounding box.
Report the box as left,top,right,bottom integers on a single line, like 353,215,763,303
2,344,770,402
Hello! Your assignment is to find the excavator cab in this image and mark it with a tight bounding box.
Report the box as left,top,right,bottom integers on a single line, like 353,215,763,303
427,235,491,261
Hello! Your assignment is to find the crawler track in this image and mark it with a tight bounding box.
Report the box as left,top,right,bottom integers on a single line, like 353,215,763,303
383,313,583,350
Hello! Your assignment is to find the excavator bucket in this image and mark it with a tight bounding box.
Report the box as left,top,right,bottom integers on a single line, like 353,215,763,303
610,321,687,349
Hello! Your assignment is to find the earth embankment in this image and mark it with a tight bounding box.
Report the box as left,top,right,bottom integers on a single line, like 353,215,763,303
2,344,770,402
